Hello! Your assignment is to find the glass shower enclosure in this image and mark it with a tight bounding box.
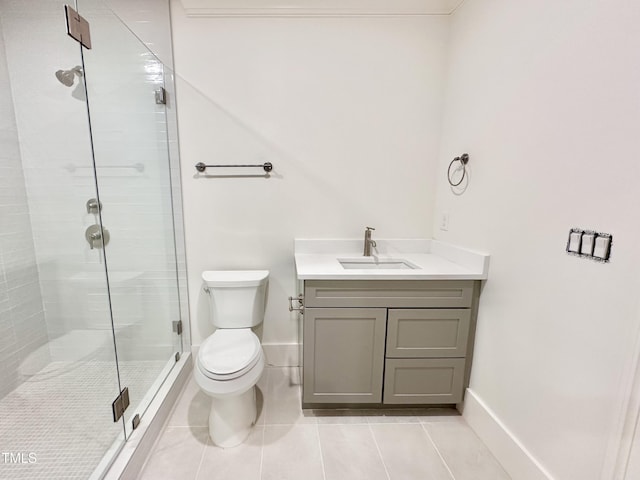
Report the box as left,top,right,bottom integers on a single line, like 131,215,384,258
0,1,187,478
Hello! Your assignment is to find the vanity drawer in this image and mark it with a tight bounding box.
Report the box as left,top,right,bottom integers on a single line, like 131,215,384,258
386,309,471,358
383,358,466,404
304,280,473,308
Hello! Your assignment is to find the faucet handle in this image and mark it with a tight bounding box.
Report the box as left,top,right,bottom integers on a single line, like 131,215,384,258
363,227,376,256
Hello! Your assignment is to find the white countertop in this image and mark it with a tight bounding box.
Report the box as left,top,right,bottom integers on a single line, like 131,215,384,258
294,239,490,280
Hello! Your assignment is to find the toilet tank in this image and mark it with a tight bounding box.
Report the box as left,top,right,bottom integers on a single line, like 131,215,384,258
202,270,269,328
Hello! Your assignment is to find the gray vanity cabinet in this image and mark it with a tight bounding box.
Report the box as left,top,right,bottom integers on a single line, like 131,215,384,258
302,280,478,407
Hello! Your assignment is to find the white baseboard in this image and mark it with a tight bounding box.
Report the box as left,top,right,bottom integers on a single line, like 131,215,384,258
462,388,554,480
262,343,300,367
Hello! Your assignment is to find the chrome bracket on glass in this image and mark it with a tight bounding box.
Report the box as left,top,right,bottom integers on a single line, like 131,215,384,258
64,5,92,49
132,414,141,431
172,320,183,335
155,87,167,105
112,387,130,423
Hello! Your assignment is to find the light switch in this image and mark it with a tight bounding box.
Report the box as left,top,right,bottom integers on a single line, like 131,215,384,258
581,233,595,255
593,235,612,260
567,231,582,253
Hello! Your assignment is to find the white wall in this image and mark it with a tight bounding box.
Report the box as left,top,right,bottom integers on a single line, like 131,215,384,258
170,0,450,351
433,0,640,478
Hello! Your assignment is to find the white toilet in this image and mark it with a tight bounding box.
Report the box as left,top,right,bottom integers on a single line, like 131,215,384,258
194,270,268,448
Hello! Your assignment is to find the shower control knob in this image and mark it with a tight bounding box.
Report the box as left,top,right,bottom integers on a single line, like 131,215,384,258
85,224,110,250
86,198,102,214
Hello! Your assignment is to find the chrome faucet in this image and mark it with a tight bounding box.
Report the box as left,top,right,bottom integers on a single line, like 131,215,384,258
363,227,377,256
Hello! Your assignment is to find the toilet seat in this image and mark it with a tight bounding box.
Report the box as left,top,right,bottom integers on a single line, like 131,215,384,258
198,329,261,381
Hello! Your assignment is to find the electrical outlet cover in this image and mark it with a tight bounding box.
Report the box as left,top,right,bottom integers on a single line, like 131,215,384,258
440,213,449,231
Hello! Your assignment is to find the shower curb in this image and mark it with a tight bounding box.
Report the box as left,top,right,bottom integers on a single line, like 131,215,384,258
102,353,193,480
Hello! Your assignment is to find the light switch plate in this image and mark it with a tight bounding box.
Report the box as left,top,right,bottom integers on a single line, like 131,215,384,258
567,227,612,262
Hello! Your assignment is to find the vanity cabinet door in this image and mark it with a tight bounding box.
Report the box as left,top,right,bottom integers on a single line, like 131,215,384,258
303,308,386,404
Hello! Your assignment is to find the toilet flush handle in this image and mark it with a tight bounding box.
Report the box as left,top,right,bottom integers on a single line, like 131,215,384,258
288,294,304,313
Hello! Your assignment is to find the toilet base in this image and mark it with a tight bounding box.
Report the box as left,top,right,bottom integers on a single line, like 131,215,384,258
208,386,257,448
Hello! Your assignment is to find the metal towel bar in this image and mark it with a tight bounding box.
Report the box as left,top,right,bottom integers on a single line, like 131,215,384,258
195,162,273,173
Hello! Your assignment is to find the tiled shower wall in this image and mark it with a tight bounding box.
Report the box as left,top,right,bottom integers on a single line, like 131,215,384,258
0,22,50,400
0,1,114,356
1,0,182,365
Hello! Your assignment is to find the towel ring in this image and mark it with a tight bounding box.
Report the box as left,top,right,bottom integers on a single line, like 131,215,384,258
447,153,469,187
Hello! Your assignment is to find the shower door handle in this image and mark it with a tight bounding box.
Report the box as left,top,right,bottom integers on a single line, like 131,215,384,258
85,224,110,250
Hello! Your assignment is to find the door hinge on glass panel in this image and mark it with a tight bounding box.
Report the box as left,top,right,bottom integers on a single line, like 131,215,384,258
64,5,92,49
173,320,183,335
132,414,141,430
112,387,130,423
175,352,181,362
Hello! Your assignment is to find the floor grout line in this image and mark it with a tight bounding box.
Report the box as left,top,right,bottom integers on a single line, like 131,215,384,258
259,367,269,479
261,368,270,427
368,423,392,480
296,369,326,480
193,433,211,480
258,425,266,480
420,422,456,480
315,423,328,480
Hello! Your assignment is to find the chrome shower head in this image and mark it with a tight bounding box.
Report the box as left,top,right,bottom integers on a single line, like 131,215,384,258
55,66,83,87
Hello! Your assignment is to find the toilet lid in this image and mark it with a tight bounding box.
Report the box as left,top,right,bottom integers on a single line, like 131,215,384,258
198,329,261,380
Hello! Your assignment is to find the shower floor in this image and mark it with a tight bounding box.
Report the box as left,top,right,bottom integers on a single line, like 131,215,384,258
0,359,167,480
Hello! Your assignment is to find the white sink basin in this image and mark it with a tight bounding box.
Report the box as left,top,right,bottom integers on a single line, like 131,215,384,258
338,257,419,270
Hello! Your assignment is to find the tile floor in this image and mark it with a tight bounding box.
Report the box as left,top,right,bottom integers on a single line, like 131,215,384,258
0,360,166,480
138,367,511,480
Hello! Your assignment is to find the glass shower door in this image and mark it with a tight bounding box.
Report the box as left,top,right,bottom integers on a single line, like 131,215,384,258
0,1,126,479
77,0,183,435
